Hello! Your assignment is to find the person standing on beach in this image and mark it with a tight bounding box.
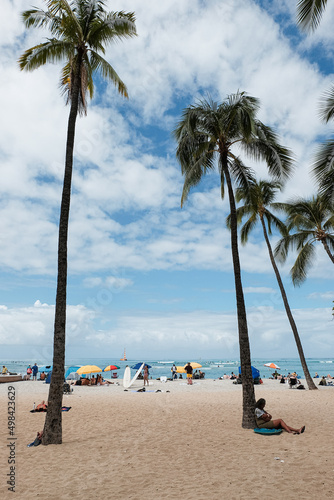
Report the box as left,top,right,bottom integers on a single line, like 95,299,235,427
171,364,177,380
185,362,193,385
143,365,149,386
32,363,38,381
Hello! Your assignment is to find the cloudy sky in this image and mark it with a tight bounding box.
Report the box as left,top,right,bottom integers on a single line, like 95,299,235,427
0,0,333,363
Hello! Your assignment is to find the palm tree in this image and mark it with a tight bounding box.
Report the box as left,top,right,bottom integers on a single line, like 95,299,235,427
230,179,317,390
19,0,136,445
173,93,294,428
275,195,334,286
296,0,328,32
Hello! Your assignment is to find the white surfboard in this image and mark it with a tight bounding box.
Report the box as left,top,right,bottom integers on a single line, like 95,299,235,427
128,363,145,388
123,366,131,388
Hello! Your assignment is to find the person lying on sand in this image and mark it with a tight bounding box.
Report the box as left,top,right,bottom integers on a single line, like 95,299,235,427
255,398,305,434
35,401,48,411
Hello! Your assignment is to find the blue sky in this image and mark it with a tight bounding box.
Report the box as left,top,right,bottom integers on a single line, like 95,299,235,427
0,0,333,363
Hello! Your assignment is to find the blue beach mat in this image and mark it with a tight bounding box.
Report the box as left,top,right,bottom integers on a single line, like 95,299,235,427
254,428,282,435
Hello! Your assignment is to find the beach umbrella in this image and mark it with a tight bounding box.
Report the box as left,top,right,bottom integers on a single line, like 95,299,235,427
65,366,81,379
77,365,102,375
238,366,260,379
38,365,52,373
264,362,280,370
175,366,186,374
184,362,202,369
103,365,120,372
131,362,151,370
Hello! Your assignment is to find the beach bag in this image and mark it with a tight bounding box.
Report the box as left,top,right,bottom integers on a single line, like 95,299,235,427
296,384,305,390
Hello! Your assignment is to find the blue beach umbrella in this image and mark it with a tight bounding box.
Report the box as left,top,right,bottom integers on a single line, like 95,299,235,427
38,365,52,373
238,366,260,379
131,362,151,370
65,366,82,379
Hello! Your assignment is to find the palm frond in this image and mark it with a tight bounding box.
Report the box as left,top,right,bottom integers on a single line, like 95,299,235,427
88,11,136,48
290,242,316,286
296,0,328,33
89,50,128,97
312,141,334,203
264,211,288,237
319,84,334,123
228,156,256,191
22,8,56,30
243,122,295,181
239,215,258,244
18,39,73,71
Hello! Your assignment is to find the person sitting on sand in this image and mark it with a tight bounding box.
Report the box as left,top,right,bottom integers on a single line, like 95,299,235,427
314,372,319,378
35,401,48,411
96,374,109,385
39,371,46,381
319,376,327,386
255,398,305,434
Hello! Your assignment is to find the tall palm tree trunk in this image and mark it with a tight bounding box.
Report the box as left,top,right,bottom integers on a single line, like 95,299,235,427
260,216,317,390
223,162,256,427
42,56,82,444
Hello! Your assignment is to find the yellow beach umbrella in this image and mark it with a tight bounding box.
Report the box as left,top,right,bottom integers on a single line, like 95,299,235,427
184,362,202,369
77,365,102,375
175,366,186,374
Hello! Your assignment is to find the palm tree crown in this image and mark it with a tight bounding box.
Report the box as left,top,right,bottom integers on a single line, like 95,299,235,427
19,0,136,113
174,94,293,207
275,195,334,285
231,179,287,244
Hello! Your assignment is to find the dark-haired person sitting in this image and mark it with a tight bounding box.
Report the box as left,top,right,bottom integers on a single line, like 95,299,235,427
255,398,305,434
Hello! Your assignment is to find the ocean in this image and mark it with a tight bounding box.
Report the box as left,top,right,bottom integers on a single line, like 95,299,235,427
2,357,334,380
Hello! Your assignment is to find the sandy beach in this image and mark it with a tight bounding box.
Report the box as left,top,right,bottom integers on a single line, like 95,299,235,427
1,378,333,500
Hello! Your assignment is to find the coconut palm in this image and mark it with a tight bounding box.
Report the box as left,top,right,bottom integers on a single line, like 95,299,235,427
173,93,294,428
19,0,136,445
296,0,328,32
229,179,316,390
275,195,334,286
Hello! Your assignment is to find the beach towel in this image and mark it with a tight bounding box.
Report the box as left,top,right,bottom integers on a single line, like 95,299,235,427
254,428,282,435
30,406,71,413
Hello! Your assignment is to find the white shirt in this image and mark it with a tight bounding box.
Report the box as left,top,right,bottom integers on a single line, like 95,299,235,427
255,408,265,418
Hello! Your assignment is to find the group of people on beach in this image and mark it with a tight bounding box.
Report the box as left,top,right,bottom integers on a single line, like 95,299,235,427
26,363,39,380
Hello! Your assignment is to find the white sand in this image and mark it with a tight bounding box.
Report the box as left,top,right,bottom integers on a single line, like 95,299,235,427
0,378,333,499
